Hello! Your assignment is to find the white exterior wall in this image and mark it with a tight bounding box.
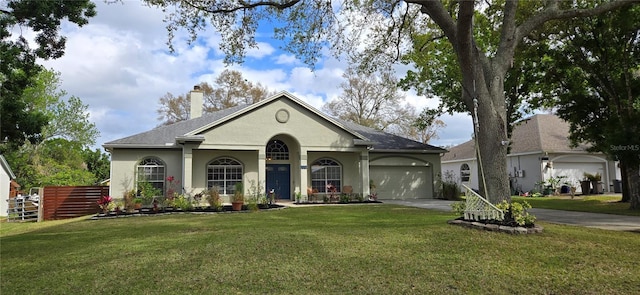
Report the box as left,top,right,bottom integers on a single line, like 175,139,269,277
441,159,478,190
0,167,10,217
443,152,619,195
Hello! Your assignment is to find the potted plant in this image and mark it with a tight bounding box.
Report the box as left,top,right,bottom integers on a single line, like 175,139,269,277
581,173,594,195
231,182,244,211
591,173,603,194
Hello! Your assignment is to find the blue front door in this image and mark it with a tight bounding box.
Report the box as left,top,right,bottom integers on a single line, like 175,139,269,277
266,164,290,200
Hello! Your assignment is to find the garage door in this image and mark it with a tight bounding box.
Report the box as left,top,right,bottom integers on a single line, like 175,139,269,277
370,166,432,199
553,162,605,194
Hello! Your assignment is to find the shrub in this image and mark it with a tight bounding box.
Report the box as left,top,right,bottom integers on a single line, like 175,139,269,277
206,186,223,211
339,193,350,203
451,201,466,216
172,194,192,211
441,170,462,200
496,200,536,226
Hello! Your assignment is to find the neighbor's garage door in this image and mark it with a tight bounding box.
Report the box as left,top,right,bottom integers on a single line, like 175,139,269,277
370,166,432,199
553,162,605,194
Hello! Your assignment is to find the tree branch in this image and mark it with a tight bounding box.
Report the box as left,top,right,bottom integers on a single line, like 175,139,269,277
182,0,301,14
516,0,640,42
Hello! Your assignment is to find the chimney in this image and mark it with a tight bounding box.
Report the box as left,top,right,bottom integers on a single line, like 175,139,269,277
190,85,203,119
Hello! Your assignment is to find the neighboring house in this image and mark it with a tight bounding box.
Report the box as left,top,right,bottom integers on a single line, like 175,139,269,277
442,114,619,194
1,154,17,217
104,90,445,202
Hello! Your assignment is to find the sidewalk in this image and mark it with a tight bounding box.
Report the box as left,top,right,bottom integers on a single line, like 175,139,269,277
382,199,640,232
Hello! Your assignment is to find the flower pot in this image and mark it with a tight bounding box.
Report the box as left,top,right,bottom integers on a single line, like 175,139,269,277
592,181,603,194
231,201,244,211
580,181,591,195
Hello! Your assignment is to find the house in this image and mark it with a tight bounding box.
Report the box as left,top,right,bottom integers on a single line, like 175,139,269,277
441,114,620,194
103,90,445,202
1,154,17,217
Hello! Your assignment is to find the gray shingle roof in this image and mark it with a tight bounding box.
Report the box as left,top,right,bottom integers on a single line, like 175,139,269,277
104,105,246,146
104,95,444,153
442,114,590,161
336,119,445,152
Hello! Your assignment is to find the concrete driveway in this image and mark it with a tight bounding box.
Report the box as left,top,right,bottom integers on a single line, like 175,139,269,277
383,199,640,232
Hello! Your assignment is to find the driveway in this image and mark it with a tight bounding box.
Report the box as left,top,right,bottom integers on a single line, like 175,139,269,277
382,199,640,232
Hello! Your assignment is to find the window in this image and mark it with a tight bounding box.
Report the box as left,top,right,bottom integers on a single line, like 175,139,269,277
311,158,341,194
266,139,289,160
460,164,471,182
207,158,243,195
136,157,165,194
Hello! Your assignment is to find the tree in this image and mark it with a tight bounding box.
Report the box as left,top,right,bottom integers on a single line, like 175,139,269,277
157,69,273,125
205,69,272,111
2,69,100,190
144,0,639,203
323,66,413,131
82,148,111,183
534,6,640,209
0,0,96,147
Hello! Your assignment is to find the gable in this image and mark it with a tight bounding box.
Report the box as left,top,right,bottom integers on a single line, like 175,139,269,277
196,98,361,149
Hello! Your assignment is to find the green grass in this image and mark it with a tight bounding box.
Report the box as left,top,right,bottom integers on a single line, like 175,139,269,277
2,205,639,294
513,195,640,216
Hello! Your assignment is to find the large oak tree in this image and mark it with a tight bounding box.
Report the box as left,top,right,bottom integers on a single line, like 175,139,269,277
143,0,638,203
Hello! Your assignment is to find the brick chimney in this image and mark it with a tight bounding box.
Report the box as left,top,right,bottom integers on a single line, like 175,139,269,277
190,85,203,119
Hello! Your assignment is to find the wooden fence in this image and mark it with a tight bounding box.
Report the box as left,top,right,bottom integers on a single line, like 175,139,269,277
42,186,109,220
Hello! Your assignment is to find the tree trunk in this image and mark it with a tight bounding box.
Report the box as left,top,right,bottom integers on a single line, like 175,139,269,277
473,92,511,204
619,161,630,202
626,163,640,210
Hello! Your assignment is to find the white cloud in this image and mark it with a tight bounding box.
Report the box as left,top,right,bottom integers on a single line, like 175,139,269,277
274,54,300,65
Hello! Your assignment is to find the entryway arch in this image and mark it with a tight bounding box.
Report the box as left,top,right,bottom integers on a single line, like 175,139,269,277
265,134,300,200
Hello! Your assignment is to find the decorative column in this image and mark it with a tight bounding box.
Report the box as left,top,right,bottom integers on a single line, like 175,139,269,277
300,149,308,200
182,145,193,195
258,147,266,190
360,151,370,198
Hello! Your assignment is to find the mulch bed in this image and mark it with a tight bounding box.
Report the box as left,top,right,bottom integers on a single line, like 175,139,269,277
448,217,544,234
292,200,383,205
90,204,286,220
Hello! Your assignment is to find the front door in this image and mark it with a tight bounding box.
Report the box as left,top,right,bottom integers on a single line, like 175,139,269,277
266,164,290,200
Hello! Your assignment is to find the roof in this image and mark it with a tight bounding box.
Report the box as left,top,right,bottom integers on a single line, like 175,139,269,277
0,155,16,179
104,92,445,153
442,114,591,162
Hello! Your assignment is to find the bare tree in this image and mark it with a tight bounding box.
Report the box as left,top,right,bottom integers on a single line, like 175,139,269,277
156,70,273,125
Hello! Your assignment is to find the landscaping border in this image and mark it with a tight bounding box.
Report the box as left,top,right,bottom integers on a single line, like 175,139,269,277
448,219,544,234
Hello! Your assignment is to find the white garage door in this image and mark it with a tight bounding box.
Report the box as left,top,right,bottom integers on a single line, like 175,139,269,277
553,162,605,194
370,166,432,199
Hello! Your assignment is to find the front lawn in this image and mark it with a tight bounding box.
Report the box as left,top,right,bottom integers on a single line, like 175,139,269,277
1,205,639,294
513,195,640,216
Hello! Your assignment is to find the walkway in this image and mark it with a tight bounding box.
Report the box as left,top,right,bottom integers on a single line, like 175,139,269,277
382,199,640,232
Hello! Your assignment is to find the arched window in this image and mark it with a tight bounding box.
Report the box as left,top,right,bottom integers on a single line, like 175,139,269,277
460,163,471,182
266,139,289,160
311,158,341,194
207,158,243,195
136,157,165,194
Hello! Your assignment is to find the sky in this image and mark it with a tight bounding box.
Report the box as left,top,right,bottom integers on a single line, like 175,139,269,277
36,0,474,151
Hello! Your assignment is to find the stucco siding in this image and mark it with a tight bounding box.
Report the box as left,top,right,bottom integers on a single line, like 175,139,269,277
191,150,259,197
109,149,182,198
199,99,357,150
307,151,362,193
